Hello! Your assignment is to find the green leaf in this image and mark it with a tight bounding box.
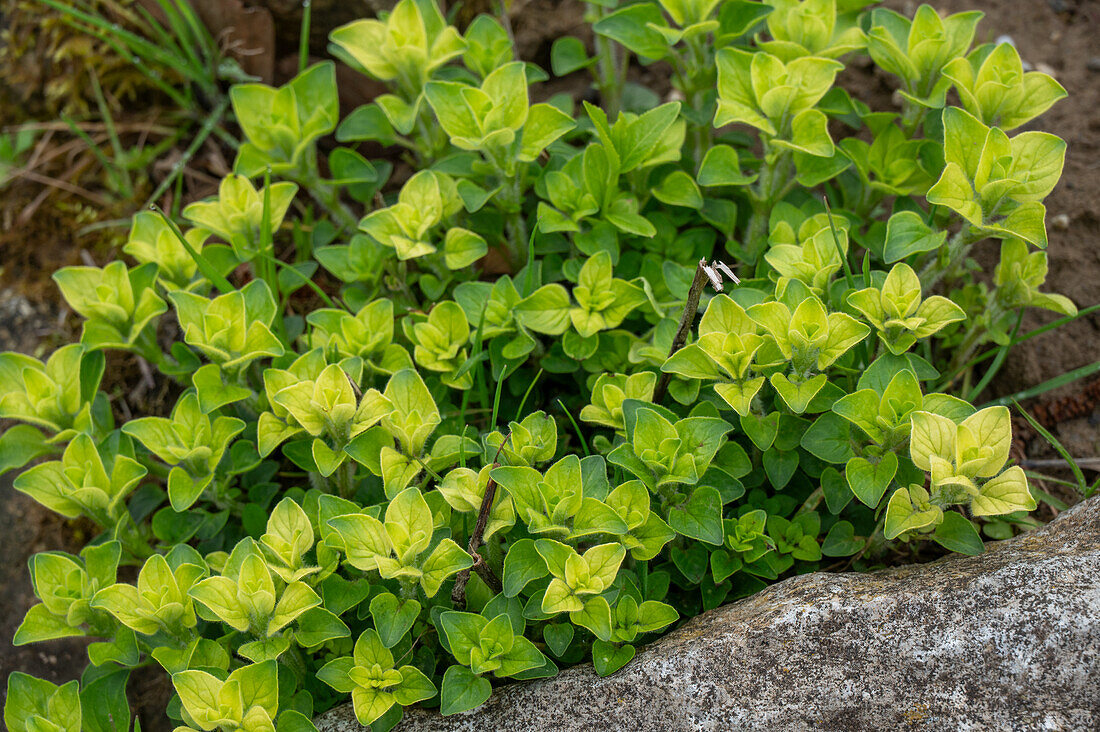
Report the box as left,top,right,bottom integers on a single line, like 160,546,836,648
542,623,574,656
820,466,852,515
370,592,421,648
420,538,475,597
439,611,488,666
821,521,862,557
592,640,635,677
971,466,1035,516
443,228,488,270
294,607,351,648
13,604,82,645
762,448,798,490
697,144,755,186
668,486,724,546
516,284,571,335
571,497,629,538
592,4,670,61
317,657,356,694
0,425,52,477
776,109,834,157
845,452,898,508
709,549,743,583
79,668,129,732
662,344,721,380
883,211,947,263
88,626,140,667
550,36,592,75
800,412,854,464
336,104,397,145
932,511,985,555
884,485,943,540
519,104,575,162
671,541,709,584
167,467,209,512
383,368,440,456
653,170,703,209
739,410,779,451
440,665,492,716
770,373,827,414
571,594,613,641
394,665,437,706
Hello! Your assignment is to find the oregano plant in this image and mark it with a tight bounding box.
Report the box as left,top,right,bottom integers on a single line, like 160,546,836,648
2,1,1075,729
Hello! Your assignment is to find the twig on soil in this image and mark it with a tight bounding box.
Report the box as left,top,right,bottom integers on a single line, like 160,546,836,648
15,169,111,210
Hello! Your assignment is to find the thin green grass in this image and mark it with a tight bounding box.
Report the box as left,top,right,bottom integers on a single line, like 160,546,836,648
1012,398,1095,498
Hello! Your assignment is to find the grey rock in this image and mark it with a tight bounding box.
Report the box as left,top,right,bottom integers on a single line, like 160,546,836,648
1087,57,1100,73
316,498,1100,732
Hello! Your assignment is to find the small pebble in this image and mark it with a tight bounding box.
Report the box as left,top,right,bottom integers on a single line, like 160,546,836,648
1051,213,1070,231
1035,62,1058,78
1088,57,1100,73
1048,0,1067,12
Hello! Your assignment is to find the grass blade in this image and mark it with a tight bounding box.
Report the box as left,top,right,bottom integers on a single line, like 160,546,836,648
557,399,589,457
144,97,229,208
151,205,235,294
514,368,543,422
966,309,1023,402
88,72,132,197
1011,399,1086,493
986,360,1100,407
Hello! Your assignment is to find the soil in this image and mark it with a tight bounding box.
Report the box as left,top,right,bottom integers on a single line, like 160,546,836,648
0,0,1097,726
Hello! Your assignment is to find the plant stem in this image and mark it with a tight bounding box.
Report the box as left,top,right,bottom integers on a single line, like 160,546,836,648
333,458,356,499
947,299,1008,386
399,579,419,601
592,3,624,118
134,328,180,379
682,35,713,168
900,99,926,138
294,150,359,234
451,437,510,605
486,147,527,267
743,148,792,263
919,226,981,290
797,487,823,515
653,258,709,405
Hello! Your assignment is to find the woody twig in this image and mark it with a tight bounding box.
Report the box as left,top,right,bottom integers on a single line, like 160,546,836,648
652,257,740,405
451,434,510,605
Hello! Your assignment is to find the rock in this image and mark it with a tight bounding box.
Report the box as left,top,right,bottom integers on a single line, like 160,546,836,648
1087,57,1100,73
316,497,1100,732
